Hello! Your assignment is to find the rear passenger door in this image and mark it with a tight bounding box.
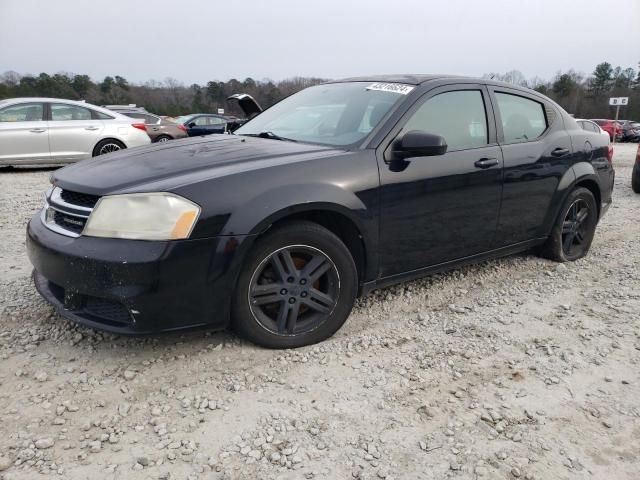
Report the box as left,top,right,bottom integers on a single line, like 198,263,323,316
488,87,575,246
47,103,105,162
377,85,504,276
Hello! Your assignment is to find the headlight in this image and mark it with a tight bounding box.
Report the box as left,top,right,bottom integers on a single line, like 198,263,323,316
83,193,201,240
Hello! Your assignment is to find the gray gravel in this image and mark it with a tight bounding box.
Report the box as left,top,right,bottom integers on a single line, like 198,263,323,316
0,144,639,480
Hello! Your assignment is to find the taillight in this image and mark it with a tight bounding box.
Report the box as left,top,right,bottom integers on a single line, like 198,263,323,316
131,123,147,131
177,124,187,132
607,144,614,164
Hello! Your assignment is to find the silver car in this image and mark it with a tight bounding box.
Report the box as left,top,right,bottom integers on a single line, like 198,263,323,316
0,97,151,166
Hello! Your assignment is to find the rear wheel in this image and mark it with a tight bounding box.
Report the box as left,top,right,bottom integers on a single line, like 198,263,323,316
539,187,598,262
632,162,640,194
155,135,171,143
93,139,125,157
232,221,357,348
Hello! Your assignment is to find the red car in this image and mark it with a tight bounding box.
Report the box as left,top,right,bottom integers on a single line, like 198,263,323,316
591,119,623,141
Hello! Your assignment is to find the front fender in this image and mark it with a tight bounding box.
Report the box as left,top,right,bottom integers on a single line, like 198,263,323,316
224,182,370,236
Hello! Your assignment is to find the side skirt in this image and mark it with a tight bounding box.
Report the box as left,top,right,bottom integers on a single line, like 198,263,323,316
359,238,546,296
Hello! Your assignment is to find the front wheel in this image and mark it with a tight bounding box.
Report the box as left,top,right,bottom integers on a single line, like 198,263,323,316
538,187,598,262
231,221,357,349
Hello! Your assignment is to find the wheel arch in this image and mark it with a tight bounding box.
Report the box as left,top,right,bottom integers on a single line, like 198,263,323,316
542,162,602,235
253,205,371,286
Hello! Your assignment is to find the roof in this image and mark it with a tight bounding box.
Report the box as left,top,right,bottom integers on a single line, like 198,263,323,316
329,74,465,85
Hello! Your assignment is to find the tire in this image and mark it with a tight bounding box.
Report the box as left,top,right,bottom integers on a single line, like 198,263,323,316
155,135,171,143
93,139,125,157
538,187,598,262
231,221,358,349
632,162,640,194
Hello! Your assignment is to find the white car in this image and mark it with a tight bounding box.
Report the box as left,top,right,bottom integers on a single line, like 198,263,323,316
575,118,610,140
0,97,151,166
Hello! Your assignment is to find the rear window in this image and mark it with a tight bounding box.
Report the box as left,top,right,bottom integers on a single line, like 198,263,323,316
495,93,547,143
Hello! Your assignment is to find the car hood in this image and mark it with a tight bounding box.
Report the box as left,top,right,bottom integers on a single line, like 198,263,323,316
52,135,345,196
227,93,262,118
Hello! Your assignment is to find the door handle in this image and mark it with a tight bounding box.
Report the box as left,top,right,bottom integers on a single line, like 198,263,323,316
30,128,46,133
85,126,100,131
474,157,499,169
551,147,569,157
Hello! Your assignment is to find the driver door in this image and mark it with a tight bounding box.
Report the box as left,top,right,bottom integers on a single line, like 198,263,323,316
377,85,504,277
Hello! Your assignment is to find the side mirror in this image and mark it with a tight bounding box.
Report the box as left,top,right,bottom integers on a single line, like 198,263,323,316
396,130,447,157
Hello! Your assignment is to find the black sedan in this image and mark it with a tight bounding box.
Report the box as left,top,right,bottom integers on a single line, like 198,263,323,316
27,75,614,348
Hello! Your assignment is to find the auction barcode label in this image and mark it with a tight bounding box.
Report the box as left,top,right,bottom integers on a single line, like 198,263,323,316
366,83,415,95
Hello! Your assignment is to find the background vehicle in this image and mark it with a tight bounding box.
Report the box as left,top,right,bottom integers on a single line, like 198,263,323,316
618,120,640,142
0,98,150,166
576,118,609,137
591,119,623,141
174,113,230,136
633,144,640,193
108,107,188,143
27,76,614,349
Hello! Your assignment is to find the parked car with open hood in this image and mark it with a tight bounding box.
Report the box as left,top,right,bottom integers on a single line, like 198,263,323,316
27,75,614,348
0,98,150,166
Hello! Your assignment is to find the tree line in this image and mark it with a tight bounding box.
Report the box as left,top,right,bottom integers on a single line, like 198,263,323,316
1,61,639,120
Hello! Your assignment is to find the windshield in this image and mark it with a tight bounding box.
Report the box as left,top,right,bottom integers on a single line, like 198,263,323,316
235,82,411,147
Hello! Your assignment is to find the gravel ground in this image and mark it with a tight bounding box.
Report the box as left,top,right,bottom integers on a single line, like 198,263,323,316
0,144,639,480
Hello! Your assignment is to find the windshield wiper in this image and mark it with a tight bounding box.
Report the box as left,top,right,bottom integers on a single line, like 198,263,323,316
241,131,297,142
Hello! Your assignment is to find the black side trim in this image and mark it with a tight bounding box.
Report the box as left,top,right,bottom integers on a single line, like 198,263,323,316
359,238,546,296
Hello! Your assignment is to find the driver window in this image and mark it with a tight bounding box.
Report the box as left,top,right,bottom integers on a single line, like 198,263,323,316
403,90,488,151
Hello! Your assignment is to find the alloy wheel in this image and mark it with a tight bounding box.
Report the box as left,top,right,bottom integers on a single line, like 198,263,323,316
561,199,591,257
248,245,340,335
98,143,122,155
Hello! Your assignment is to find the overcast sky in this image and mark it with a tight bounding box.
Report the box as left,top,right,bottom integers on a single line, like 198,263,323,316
1,0,639,85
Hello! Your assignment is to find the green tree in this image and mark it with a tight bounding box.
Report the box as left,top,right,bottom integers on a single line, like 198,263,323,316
72,74,92,98
590,62,613,94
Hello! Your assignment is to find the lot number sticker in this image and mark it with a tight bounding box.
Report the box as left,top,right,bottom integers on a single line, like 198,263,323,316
366,83,414,95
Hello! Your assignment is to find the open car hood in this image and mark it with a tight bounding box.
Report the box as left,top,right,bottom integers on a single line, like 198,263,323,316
227,93,262,119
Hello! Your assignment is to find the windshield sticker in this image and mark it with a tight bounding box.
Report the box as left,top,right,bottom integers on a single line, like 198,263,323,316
366,82,414,95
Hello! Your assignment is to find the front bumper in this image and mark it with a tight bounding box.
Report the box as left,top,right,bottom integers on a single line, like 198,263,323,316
27,213,250,334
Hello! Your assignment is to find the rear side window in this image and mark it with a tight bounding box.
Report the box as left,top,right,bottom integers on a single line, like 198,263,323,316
51,104,92,121
403,90,488,151
495,93,547,144
208,116,226,125
93,110,114,120
0,103,44,122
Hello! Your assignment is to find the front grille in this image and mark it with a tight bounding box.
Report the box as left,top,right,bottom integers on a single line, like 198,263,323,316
43,187,99,237
52,210,86,234
60,190,100,209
